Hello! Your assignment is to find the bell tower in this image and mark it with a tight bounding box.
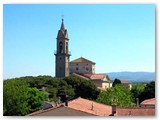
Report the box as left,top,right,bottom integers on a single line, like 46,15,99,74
54,19,71,78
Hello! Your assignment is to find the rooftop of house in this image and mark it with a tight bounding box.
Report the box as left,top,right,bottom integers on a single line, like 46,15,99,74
140,98,155,105
115,107,155,116
28,97,112,116
110,79,132,84
68,97,112,116
70,57,96,64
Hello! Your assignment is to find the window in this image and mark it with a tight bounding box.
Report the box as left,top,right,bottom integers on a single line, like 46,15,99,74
86,67,89,71
76,67,79,71
59,41,63,53
66,42,68,53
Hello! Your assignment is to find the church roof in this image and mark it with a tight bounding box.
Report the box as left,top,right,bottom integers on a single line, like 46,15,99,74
83,74,106,80
70,57,96,64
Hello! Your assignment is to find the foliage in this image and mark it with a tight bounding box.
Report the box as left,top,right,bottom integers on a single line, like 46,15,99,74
131,83,145,102
27,88,49,113
112,78,121,87
3,79,30,116
3,75,100,115
3,79,49,116
63,75,100,100
96,84,133,107
138,81,155,102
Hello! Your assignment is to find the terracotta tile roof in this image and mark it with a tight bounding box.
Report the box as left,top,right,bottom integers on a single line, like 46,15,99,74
83,74,106,80
27,104,62,116
116,107,155,116
120,80,132,84
72,73,90,80
140,98,155,105
28,105,95,116
28,97,112,116
70,57,96,64
68,97,112,116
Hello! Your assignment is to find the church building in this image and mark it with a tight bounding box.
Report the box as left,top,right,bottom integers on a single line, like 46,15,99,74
70,57,96,74
54,19,113,90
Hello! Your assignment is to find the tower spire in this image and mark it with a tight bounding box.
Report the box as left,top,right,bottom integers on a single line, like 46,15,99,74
60,18,65,30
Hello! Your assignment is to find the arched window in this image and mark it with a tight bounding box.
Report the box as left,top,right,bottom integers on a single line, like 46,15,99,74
59,41,63,53
66,42,68,53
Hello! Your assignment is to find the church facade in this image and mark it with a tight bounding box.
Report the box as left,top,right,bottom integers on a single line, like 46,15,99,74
70,57,96,74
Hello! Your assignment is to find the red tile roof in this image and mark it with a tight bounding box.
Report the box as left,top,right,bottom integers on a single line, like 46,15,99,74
116,107,155,116
120,80,131,84
70,57,96,64
72,73,90,80
83,74,105,80
140,98,155,105
28,97,112,116
68,97,112,116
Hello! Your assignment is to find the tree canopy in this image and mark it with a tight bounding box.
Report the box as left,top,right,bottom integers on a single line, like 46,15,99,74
96,84,133,107
131,83,145,102
112,78,121,87
138,81,155,102
3,79,49,116
3,75,99,115
63,75,100,100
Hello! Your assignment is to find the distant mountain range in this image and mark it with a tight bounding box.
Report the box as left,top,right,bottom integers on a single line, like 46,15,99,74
107,72,155,83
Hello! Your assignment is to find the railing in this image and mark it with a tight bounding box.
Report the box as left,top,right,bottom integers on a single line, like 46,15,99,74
54,50,71,55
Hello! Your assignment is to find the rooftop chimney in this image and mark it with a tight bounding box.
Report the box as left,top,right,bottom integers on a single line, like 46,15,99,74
112,105,116,116
65,99,68,106
91,103,94,110
136,98,139,107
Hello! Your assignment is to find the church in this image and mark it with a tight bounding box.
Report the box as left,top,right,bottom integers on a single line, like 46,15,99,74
54,19,113,90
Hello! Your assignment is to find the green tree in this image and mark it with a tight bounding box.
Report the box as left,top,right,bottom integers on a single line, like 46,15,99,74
3,79,49,116
3,79,30,116
112,78,121,87
139,81,155,102
96,84,133,107
63,75,100,100
27,88,49,113
131,83,145,102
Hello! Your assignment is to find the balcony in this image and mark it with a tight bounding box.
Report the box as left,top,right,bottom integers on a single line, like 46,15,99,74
54,50,71,56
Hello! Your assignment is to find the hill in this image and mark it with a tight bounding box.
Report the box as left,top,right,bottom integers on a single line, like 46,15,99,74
107,72,155,83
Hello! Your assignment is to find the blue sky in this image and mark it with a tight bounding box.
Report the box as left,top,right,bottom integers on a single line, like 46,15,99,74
3,4,155,79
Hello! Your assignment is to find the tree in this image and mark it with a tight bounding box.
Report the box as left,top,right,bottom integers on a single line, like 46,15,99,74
131,83,145,102
96,84,133,107
3,79,30,116
63,75,100,100
112,78,121,87
139,81,155,102
3,79,49,116
27,88,49,113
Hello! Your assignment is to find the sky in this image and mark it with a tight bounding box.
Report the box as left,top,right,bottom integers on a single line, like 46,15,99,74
3,4,155,79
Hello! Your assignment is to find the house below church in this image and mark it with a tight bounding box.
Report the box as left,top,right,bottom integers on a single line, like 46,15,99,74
70,57,112,90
